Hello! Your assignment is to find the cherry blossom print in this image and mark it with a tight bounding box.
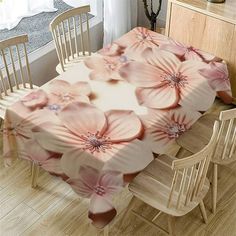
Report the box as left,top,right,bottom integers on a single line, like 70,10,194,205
21,89,48,110
98,43,125,57
84,55,129,82
47,80,91,108
139,107,202,154
3,107,57,166
160,39,220,62
33,102,154,174
199,62,233,104
119,48,215,111
199,62,231,91
23,139,64,175
114,27,168,60
67,165,123,228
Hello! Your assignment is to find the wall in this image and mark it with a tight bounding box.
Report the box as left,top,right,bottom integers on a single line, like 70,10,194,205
28,21,103,86
138,0,168,29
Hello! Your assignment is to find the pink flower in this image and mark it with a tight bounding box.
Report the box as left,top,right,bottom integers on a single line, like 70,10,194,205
33,102,154,174
21,89,48,109
47,80,91,110
66,165,123,218
119,48,215,111
160,39,219,62
115,27,168,60
3,108,57,166
84,55,128,82
24,139,64,175
199,62,231,91
98,43,125,57
139,107,201,154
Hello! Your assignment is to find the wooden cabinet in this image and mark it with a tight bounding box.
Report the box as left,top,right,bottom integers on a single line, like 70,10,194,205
165,0,236,101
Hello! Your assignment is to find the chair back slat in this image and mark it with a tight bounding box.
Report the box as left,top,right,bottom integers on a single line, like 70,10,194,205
61,21,69,61
73,17,79,56
0,68,7,96
0,35,33,97
67,19,74,59
9,46,19,89
86,13,91,56
23,43,33,89
213,108,236,162
1,49,13,92
50,5,91,72
16,44,26,88
167,121,219,210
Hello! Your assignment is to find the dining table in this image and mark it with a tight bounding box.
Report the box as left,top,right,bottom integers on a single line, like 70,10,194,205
2,27,232,229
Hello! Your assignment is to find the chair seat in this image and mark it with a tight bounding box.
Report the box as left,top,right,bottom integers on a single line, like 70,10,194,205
0,83,38,119
56,51,93,74
129,154,210,217
177,113,236,164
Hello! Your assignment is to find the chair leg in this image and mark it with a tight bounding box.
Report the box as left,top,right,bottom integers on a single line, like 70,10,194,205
199,200,208,223
31,162,39,188
212,163,218,214
167,215,175,236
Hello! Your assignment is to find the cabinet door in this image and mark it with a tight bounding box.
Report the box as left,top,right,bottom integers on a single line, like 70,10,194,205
168,4,235,60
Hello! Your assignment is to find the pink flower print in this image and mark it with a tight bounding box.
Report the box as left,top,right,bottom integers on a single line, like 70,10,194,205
98,43,125,57
3,108,58,166
140,107,201,154
84,55,128,82
23,138,64,175
44,80,91,113
119,48,215,111
160,39,219,62
33,102,154,174
21,89,48,110
199,62,231,91
114,27,168,61
67,165,124,228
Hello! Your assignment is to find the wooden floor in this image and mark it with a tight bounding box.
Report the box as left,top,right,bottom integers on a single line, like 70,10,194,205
0,99,236,236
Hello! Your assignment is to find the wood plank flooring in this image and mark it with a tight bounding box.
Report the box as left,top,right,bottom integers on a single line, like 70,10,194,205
0,98,236,236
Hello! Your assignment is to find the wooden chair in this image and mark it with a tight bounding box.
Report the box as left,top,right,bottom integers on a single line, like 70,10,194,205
50,5,92,74
128,121,219,235
177,108,236,214
0,34,38,119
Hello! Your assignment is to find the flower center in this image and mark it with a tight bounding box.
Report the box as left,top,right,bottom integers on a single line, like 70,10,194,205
104,59,117,71
162,72,188,89
48,104,61,111
80,131,112,154
94,185,106,196
166,123,187,139
61,93,73,102
137,32,149,41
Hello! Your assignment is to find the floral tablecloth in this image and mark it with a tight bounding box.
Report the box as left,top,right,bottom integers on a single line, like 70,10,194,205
3,27,231,228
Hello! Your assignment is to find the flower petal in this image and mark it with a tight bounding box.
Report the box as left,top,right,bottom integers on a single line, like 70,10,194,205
178,61,216,111
33,121,81,154
89,194,114,214
72,81,92,96
59,102,107,136
41,157,64,175
104,110,143,142
60,149,103,179
102,139,154,174
136,86,179,109
119,62,163,88
98,171,124,197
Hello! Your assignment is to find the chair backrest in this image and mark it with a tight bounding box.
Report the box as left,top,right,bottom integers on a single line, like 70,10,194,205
0,35,33,98
50,5,91,72
167,121,219,210
214,108,236,161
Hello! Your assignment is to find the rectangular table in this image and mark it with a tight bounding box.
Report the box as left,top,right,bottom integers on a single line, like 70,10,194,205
2,27,232,229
